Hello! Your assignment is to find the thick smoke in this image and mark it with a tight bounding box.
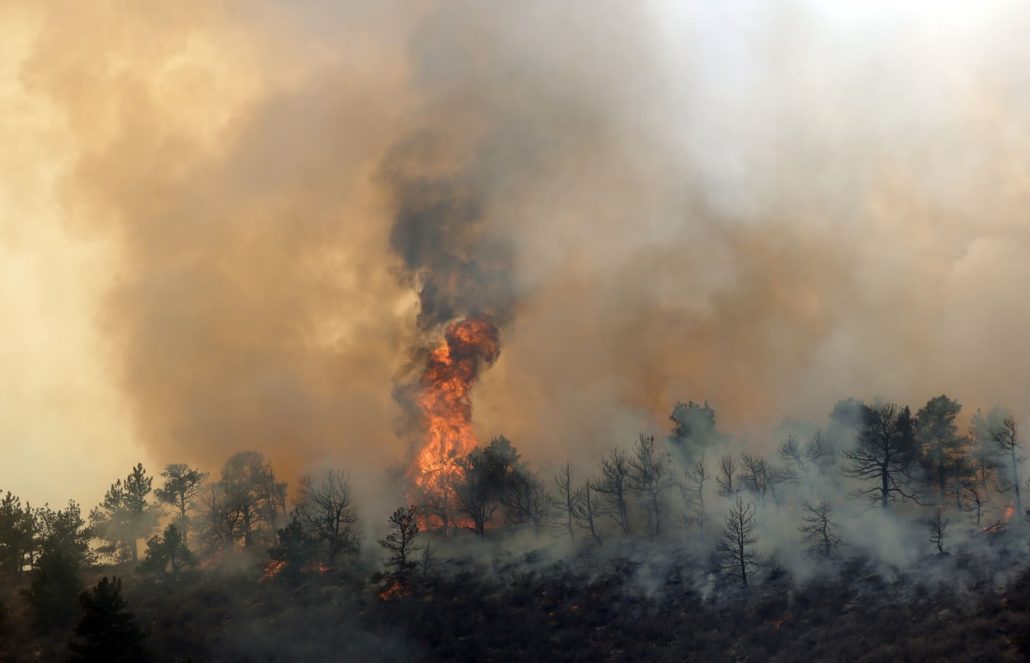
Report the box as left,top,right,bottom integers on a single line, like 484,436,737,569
10,1,1030,510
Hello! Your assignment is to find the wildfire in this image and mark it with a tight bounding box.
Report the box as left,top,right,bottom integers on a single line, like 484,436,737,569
379,580,410,601
412,316,500,497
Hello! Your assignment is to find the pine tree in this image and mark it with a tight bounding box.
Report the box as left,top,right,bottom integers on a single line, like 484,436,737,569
140,525,197,582
68,576,148,662
378,506,420,589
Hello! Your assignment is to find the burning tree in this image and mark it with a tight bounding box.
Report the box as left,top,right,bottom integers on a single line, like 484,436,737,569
409,317,501,529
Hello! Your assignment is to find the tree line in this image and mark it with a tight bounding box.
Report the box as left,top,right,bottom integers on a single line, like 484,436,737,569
1,393,1028,656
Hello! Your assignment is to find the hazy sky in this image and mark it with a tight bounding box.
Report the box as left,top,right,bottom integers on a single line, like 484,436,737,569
4,1,1030,510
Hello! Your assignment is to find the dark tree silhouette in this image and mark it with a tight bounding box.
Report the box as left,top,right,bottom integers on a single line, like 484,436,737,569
571,481,603,544
915,395,965,501
778,435,808,482
91,464,158,562
961,480,988,527
451,451,500,537
628,435,674,537
740,453,787,504
681,455,708,530
551,463,578,541
154,464,207,544
595,448,631,535
501,467,550,533
805,431,837,474
295,469,360,564
268,514,319,582
23,501,93,630
717,495,759,587
798,501,842,557
992,416,1022,517
0,490,34,579
842,402,920,509
928,507,949,555
716,454,737,497
197,452,287,552
140,524,197,582
68,576,148,662
378,506,421,590
669,400,719,456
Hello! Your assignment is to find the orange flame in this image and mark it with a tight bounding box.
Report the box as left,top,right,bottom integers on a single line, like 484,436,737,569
412,317,500,506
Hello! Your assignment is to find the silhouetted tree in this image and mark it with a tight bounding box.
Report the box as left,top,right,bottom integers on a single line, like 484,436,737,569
717,496,759,587
669,400,719,456
90,464,158,562
68,576,148,662
740,453,788,504
268,514,319,582
571,482,603,544
916,395,966,501
778,435,807,482
502,467,550,533
798,501,841,557
0,490,35,580
205,451,287,549
805,431,837,475
928,507,949,555
551,463,578,541
595,448,631,535
969,408,1004,486
378,506,420,589
140,525,196,582
961,480,988,527
992,415,1022,518
681,455,708,530
830,397,866,429
23,502,92,629
716,454,737,497
295,469,359,564
451,443,507,536
842,402,920,509
154,464,206,544
628,435,674,537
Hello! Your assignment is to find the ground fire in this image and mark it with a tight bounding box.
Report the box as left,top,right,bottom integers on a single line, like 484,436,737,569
411,316,500,500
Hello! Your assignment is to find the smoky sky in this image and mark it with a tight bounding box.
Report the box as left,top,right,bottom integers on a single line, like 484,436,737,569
8,0,1030,505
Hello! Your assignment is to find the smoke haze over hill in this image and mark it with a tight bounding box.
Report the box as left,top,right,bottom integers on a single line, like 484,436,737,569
4,1,1030,509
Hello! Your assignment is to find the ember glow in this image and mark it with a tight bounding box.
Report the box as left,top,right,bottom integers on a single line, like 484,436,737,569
412,317,500,494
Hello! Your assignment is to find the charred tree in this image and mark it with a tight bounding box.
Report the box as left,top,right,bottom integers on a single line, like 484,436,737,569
596,448,632,535
571,481,603,545
551,463,578,541
798,501,842,557
681,455,708,530
717,495,759,587
992,416,1022,518
716,454,737,497
842,402,920,509
928,507,949,555
628,435,674,538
